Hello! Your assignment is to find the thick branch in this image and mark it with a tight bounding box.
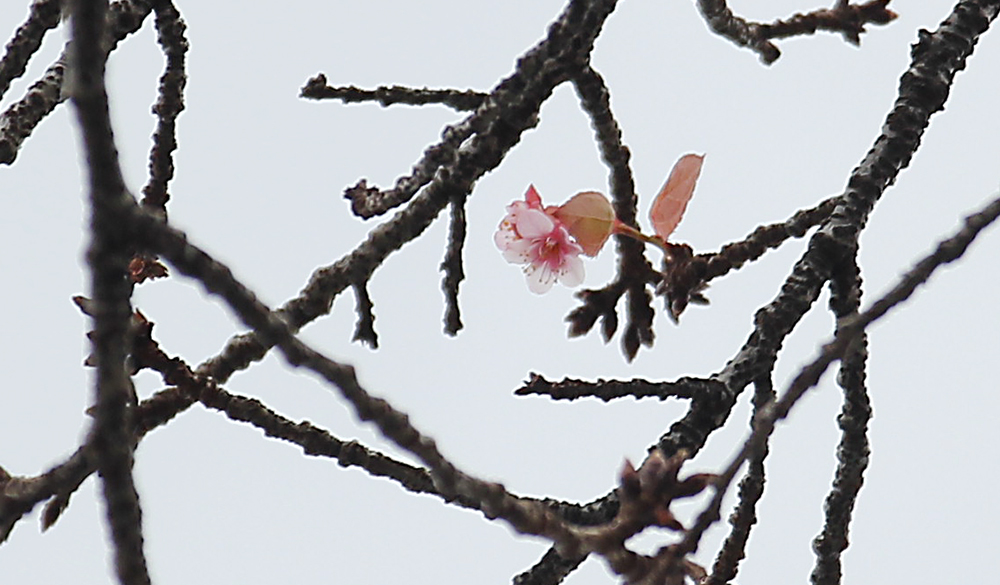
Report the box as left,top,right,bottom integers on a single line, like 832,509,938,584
69,0,151,582
658,0,999,458
678,187,1000,559
810,248,871,585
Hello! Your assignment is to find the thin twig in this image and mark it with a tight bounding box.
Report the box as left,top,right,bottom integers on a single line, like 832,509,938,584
695,0,897,64
515,373,712,402
759,0,898,46
441,191,467,335
659,194,838,320
0,0,153,165
569,64,654,361
351,282,378,348
300,76,487,111
705,375,774,585
140,0,187,216
0,0,62,101
336,118,477,219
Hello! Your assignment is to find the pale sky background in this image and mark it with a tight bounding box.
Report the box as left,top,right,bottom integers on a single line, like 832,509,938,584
1,2,999,584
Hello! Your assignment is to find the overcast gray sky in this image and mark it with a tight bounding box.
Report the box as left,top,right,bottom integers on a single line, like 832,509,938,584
1,2,999,584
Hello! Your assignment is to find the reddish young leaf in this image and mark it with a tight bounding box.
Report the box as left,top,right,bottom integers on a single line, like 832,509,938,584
552,191,616,256
649,154,704,241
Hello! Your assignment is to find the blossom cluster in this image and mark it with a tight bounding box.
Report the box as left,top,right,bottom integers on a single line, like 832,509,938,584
494,186,588,294
495,154,704,293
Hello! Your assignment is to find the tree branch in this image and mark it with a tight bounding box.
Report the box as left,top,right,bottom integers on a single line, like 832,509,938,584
678,187,1000,559
300,76,487,111
695,0,897,64
69,0,151,582
199,0,623,383
0,0,62,101
139,0,187,217
0,0,152,164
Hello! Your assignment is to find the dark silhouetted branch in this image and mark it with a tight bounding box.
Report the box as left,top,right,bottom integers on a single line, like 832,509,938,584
0,386,197,539
810,244,871,585
658,0,998,460
569,64,655,361
69,0,151,582
199,0,623,383
0,446,94,543
758,0,898,46
337,121,476,219
140,0,187,217
0,0,152,165
351,282,378,348
678,187,1000,560
514,548,588,585
441,191,467,335
647,3,999,565
300,75,487,111
0,0,62,101
696,0,897,64
0,54,63,164
566,280,627,342
516,372,708,402
659,194,838,321
706,375,774,585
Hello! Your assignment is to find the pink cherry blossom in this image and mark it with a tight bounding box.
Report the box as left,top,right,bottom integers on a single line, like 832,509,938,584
495,185,585,294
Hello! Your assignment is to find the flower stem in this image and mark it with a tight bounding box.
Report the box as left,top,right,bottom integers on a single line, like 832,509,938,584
613,220,671,256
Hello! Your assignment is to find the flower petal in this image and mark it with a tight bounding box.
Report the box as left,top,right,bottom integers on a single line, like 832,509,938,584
524,184,543,209
494,221,515,250
502,238,532,264
525,263,556,294
558,254,585,287
515,208,556,239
